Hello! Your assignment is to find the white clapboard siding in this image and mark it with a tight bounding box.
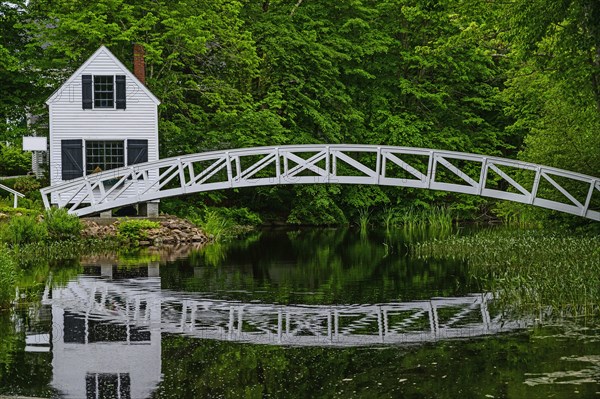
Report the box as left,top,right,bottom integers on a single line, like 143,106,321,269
47,46,160,206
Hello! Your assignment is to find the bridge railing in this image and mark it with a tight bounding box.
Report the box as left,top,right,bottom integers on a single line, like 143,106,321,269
0,183,25,208
40,144,600,220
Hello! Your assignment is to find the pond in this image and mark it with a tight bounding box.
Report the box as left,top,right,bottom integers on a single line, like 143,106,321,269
0,228,599,398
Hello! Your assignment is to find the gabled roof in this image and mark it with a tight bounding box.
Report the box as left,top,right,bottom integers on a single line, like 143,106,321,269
46,45,161,106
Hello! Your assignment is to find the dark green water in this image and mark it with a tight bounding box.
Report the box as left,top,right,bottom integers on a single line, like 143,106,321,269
0,228,599,398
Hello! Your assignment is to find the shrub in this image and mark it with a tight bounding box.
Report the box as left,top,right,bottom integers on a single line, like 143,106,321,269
0,144,31,176
0,248,16,308
117,219,160,244
1,215,47,245
45,208,82,241
13,176,42,195
217,207,262,226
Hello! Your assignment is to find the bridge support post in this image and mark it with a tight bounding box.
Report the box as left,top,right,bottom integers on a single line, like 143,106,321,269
99,210,112,218
139,201,159,217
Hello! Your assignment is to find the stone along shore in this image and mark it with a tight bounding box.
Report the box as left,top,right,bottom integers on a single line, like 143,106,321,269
81,216,211,247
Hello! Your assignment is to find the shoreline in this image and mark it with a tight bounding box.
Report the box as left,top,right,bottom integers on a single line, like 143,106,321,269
81,215,211,247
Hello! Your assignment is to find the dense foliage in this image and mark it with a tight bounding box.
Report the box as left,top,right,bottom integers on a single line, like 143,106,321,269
1,0,598,225
0,215,47,245
0,248,15,308
0,144,30,176
44,208,82,241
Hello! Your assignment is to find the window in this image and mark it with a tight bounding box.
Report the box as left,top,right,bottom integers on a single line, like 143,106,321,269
93,75,114,108
86,141,124,174
61,139,148,180
82,74,126,110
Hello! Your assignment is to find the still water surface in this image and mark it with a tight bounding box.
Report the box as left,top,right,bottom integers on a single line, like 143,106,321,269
0,228,599,398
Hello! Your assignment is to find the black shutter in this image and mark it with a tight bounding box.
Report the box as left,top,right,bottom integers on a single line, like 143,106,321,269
61,139,84,180
116,75,126,109
127,140,148,165
82,75,93,109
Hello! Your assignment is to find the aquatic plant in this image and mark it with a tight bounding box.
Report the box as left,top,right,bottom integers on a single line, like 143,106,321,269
381,206,395,231
357,208,370,233
413,229,600,316
394,206,454,230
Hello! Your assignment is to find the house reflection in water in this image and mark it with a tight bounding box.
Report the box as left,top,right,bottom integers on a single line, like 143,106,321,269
47,260,162,399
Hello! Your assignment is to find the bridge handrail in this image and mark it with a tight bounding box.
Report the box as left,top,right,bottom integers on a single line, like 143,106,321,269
40,144,600,220
0,183,25,208
41,144,599,193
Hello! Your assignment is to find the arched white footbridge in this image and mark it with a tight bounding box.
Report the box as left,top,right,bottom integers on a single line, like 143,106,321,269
41,144,600,220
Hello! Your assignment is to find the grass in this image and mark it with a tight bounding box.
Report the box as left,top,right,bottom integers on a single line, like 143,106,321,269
413,229,600,316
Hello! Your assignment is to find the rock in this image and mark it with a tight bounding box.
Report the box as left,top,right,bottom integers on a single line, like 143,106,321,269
81,215,211,247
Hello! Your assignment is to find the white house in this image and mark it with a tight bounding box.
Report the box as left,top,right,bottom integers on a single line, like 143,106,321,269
46,45,160,216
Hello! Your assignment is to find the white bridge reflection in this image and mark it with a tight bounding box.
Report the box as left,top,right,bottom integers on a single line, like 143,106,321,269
39,268,530,398
44,273,527,348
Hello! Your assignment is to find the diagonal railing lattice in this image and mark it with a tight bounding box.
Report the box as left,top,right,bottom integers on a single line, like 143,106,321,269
40,145,600,220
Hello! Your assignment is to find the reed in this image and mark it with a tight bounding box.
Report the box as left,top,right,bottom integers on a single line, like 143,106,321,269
395,206,453,230
381,207,394,231
413,229,600,316
357,208,370,233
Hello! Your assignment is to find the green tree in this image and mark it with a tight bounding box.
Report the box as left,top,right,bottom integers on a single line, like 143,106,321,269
0,1,45,142
497,0,600,226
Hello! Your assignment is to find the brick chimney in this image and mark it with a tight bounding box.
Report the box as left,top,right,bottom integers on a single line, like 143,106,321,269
133,43,146,85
